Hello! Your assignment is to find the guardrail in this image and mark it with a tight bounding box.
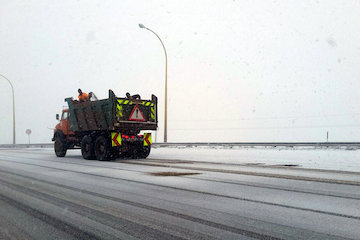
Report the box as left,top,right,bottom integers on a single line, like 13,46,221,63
153,142,360,147
0,144,53,148
152,142,360,150
1,142,360,149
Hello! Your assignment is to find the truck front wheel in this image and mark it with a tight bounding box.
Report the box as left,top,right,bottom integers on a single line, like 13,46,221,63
81,135,95,160
54,137,67,157
94,136,114,161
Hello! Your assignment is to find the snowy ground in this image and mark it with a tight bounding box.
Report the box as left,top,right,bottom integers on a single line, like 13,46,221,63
1,145,360,172
150,146,360,172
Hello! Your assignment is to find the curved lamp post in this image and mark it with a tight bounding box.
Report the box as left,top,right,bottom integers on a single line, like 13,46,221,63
139,23,168,143
0,74,15,144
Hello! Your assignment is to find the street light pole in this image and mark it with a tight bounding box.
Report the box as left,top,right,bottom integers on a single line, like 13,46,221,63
139,23,168,143
0,74,15,144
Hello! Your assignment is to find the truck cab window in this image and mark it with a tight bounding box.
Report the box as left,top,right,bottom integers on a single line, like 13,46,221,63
61,112,68,120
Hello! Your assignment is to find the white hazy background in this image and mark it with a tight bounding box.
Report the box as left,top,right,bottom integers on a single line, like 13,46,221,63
1,0,360,144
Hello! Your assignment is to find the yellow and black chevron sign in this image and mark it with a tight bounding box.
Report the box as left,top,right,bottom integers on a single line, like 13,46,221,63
116,103,123,118
117,99,131,105
150,106,155,120
116,99,155,120
117,99,154,106
142,101,154,107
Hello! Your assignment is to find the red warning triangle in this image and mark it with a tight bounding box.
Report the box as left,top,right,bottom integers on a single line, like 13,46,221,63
129,105,146,121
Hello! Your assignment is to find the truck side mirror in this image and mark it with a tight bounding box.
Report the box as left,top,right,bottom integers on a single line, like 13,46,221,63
56,114,59,120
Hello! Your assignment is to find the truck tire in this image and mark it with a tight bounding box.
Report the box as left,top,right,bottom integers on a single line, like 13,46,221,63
138,146,151,159
81,135,95,160
94,136,114,161
118,147,130,159
130,145,150,159
111,148,120,159
54,137,67,157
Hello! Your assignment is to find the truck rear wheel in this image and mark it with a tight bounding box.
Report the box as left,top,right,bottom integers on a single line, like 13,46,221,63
94,136,114,161
81,135,95,160
138,146,151,159
54,137,67,157
129,145,150,159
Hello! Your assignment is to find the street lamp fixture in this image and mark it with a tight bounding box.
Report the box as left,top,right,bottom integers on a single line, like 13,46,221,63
0,74,15,144
139,23,168,143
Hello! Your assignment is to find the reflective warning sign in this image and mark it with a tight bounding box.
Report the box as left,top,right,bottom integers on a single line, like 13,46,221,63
129,105,145,121
111,132,121,146
144,133,152,146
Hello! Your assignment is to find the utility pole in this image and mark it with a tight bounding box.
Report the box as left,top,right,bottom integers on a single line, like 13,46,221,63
0,74,15,144
139,23,168,142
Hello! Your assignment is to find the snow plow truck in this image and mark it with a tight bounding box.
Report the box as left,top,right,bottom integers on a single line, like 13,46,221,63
52,90,158,160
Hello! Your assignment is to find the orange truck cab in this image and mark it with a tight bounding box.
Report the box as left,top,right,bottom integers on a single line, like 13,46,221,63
54,109,74,137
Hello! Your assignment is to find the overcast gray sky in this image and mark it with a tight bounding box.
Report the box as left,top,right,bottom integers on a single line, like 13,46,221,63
1,0,360,143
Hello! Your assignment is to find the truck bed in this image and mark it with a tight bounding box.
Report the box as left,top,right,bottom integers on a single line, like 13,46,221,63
66,90,157,133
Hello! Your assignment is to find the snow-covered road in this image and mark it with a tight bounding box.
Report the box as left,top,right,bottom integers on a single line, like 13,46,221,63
0,147,359,239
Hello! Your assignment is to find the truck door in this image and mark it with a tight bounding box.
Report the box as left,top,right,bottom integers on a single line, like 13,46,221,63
60,111,70,136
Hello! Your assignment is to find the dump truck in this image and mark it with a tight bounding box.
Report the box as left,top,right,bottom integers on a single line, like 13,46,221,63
52,90,158,160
